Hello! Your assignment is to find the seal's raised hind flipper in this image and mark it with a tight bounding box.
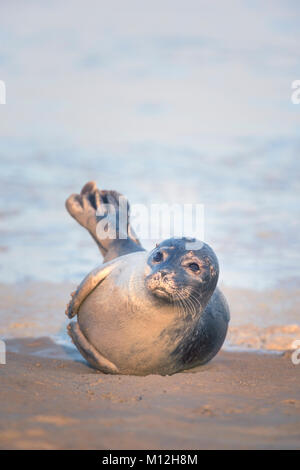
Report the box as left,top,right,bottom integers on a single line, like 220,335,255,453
68,321,119,374
65,181,108,256
65,262,117,319
65,181,144,260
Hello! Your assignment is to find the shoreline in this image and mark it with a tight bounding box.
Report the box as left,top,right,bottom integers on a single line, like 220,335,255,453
0,337,299,450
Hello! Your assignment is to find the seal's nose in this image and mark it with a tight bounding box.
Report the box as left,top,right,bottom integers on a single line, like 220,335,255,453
153,270,169,280
160,270,168,278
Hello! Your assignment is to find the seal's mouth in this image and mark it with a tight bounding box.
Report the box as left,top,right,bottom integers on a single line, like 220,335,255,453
151,286,172,300
144,272,177,302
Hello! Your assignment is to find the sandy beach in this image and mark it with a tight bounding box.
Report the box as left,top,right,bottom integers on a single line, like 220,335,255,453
1,337,299,450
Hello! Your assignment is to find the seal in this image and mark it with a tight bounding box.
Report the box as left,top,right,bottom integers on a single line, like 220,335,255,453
65,181,230,375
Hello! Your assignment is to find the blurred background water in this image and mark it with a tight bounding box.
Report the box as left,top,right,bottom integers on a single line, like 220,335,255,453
0,1,300,296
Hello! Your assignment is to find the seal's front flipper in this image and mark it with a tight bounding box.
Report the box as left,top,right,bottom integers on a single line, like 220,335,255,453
65,262,117,319
68,321,119,374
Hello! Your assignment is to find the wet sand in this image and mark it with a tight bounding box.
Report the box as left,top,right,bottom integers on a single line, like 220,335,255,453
0,337,299,450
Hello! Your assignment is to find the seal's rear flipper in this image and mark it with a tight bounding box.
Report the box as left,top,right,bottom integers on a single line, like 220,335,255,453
66,181,108,255
65,181,144,259
65,262,117,318
68,322,119,374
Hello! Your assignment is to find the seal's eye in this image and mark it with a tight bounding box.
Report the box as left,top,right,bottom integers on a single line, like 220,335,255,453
188,262,200,273
153,251,163,263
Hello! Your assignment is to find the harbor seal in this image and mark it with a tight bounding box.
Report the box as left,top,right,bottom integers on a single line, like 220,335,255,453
65,181,230,375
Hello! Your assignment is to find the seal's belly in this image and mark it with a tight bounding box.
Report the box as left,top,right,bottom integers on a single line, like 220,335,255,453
78,276,178,374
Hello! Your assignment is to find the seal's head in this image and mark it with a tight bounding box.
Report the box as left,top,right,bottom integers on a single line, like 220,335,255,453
145,237,219,310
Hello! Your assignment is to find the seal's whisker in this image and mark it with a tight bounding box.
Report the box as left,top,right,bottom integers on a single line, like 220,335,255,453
174,290,196,320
